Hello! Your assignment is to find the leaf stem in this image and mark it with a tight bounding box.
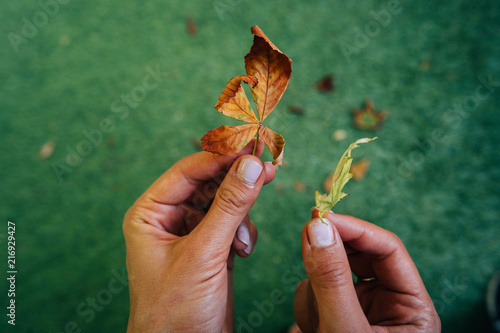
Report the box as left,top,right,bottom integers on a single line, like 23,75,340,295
252,131,260,155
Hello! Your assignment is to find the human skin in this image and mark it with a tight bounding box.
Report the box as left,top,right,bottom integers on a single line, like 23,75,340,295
123,140,275,332
123,138,440,333
294,210,441,332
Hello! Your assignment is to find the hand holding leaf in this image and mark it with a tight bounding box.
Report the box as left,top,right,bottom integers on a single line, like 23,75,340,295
201,26,292,165
315,137,377,219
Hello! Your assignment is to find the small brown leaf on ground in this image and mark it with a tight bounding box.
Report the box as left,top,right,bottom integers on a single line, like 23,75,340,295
186,16,197,35
39,141,55,159
294,181,307,192
323,173,334,192
288,105,306,115
316,75,334,92
353,100,388,131
350,158,370,181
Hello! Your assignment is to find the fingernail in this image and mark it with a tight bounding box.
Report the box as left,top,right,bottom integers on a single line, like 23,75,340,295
307,218,335,247
237,224,250,245
237,158,263,185
237,224,252,254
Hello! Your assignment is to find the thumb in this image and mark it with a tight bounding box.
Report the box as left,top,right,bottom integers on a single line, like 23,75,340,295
193,155,266,251
302,217,370,332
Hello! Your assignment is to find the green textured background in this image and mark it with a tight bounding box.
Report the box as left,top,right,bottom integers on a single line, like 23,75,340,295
1,0,499,332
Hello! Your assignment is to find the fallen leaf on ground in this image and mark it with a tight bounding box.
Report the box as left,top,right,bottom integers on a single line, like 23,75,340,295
350,158,370,181
353,100,388,131
288,105,306,115
316,75,334,92
39,141,55,159
323,173,334,192
186,16,197,35
294,181,307,192
201,26,292,165
315,137,377,219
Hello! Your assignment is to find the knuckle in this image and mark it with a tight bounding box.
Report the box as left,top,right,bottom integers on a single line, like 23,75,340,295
371,229,406,261
317,260,351,285
385,230,405,251
215,184,248,215
123,206,135,229
122,206,141,236
306,252,352,287
385,229,402,243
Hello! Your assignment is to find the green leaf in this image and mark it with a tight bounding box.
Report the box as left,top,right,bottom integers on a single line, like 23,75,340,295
315,137,377,220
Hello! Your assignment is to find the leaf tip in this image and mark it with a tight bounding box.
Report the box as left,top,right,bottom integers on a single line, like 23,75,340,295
250,25,262,35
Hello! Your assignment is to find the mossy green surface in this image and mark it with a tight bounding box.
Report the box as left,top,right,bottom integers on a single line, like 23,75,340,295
1,0,499,332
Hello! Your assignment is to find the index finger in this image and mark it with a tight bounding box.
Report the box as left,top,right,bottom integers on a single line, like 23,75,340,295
143,139,268,206
129,140,276,233
312,209,427,296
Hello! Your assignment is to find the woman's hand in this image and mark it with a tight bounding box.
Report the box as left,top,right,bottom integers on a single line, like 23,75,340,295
294,209,441,332
123,140,275,332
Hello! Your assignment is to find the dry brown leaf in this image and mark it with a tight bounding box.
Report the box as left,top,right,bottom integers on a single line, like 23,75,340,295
244,26,292,122
213,75,259,123
323,173,334,192
288,105,306,115
186,16,197,35
201,26,292,165
350,158,370,181
316,75,334,92
293,181,307,192
202,124,259,156
353,100,388,131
